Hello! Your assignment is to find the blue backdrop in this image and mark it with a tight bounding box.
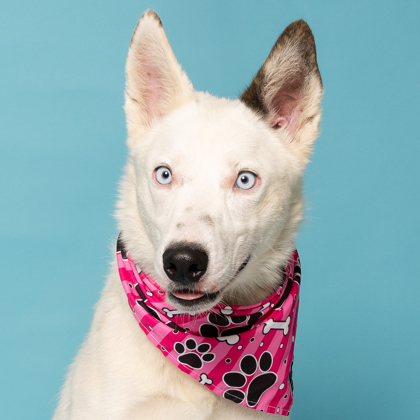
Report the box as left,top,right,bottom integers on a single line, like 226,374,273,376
1,1,419,418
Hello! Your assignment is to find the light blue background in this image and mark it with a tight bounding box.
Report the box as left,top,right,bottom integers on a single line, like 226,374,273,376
1,1,419,418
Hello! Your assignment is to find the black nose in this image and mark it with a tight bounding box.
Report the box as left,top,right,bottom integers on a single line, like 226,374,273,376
163,244,208,285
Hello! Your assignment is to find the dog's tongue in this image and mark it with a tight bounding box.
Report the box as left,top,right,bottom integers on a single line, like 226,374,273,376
172,290,205,300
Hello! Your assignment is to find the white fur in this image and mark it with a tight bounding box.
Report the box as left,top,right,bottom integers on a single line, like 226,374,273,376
53,10,322,419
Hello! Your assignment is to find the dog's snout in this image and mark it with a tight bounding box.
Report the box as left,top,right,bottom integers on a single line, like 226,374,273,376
163,244,208,285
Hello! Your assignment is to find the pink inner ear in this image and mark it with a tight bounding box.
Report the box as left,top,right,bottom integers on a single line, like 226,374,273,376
270,93,301,134
143,64,165,121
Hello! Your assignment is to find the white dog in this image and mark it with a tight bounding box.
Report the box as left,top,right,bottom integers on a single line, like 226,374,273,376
53,9,322,420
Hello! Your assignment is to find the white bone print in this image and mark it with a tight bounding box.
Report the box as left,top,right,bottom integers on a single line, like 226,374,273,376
162,307,188,319
199,373,213,385
262,316,291,336
216,335,240,345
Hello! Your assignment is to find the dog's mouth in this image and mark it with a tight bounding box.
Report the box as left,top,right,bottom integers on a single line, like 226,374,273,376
169,290,220,307
237,255,251,273
171,290,207,300
167,255,250,310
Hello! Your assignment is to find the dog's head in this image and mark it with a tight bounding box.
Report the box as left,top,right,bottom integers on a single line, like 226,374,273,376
117,10,322,314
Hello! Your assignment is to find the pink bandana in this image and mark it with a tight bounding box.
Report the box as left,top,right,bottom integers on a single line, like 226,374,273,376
117,238,301,416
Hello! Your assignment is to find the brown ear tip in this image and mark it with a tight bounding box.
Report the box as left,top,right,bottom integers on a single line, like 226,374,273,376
290,19,309,27
281,19,319,74
130,10,163,48
141,9,163,27
284,19,315,42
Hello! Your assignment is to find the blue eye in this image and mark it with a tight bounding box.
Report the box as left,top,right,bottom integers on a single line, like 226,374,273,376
155,166,172,185
235,171,257,190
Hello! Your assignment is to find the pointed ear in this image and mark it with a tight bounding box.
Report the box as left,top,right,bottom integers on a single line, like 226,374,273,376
241,20,323,162
124,10,194,141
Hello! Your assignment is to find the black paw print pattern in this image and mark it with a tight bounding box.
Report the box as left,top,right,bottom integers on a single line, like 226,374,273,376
294,264,301,284
199,311,264,344
175,338,215,369
223,352,277,408
271,259,301,311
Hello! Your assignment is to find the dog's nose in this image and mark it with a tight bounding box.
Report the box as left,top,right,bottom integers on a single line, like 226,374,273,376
163,244,208,285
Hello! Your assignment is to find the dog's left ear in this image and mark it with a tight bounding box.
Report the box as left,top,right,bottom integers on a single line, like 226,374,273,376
241,20,323,163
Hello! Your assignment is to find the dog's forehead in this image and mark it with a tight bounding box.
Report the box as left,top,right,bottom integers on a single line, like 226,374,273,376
151,93,280,158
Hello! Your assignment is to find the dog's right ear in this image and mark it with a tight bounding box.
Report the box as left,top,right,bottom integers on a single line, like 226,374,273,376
241,20,323,164
124,10,194,143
